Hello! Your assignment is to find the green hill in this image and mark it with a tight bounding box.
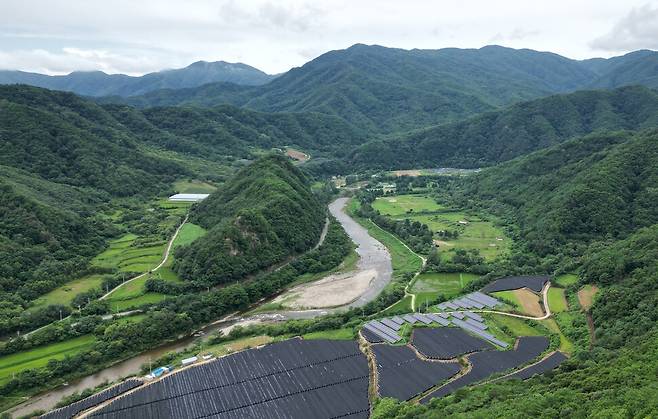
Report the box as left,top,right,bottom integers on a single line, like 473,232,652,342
455,129,658,260
173,155,325,286
109,45,658,135
348,85,658,169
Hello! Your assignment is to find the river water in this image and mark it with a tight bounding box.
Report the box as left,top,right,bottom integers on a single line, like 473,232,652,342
8,197,393,417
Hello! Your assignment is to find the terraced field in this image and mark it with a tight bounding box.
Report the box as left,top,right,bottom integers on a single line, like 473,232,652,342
32,274,106,308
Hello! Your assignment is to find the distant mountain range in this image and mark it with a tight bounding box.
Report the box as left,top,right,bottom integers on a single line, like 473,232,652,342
0,60,276,97
96,45,658,134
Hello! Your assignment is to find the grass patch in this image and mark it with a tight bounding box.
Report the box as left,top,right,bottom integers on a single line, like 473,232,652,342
302,328,355,340
381,295,413,316
107,293,167,312
173,179,217,194
542,319,574,354
362,219,422,279
372,194,445,216
492,290,521,310
373,194,509,261
0,336,96,385
548,288,568,313
488,314,542,338
32,274,105,308
172,223,206,248
555,274,579,287
411,272,479,300
202,336,273,358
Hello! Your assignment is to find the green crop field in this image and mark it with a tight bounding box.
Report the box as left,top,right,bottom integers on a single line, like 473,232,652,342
0,335,96,385
548,288,568,313
91,233,166,273
372,194,445,216
172,223,206,248
492,290,521,310
555,274,579,287
32,274,105,308
381,295,413,316
173,179,217,194
372,194,509,261
411,272,479,301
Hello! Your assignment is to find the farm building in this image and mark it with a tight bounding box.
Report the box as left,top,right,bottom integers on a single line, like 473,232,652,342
168,193,209,202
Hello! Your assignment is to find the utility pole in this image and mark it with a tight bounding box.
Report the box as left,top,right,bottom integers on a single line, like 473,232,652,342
59,309,62,321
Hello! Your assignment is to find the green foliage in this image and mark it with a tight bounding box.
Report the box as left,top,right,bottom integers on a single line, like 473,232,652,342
174,155,325,286
349,85,658,169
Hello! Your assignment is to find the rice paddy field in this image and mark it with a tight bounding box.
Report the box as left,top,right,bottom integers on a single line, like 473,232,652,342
372,194,509,260
91,233,166,273
0,335,96,385
410,272,479,302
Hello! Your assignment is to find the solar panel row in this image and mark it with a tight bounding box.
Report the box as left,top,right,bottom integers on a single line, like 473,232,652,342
411,328,494,359
451,319,508,348
41,379,143,419
420,336,550,402
89,340,370,419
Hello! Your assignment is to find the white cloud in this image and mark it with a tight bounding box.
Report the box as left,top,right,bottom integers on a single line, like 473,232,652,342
0,0,654,75
590,3,658,52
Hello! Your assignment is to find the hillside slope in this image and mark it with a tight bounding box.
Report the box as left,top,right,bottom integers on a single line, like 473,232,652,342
112,45,658,134
0,61,274,97
348,85,658,169
173,155,325,286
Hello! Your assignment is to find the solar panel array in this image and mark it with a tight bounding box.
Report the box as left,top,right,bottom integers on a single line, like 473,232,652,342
420,336,550,402
411,328,493,359
503,351,568,381
41,379,143,419
436,292,502,311
362,306,508,348
89,339,370,419
371,344,461,400
481,276,550,293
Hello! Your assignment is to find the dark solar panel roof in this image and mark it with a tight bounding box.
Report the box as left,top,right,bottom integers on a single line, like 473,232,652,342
481,276,550,293
503,351,568,381
89,339,370,419
411,328,493,359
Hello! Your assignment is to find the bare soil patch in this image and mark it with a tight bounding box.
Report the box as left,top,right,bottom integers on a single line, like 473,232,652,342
393,169,422,177
286,148,310,162
513,288,544,317
578,285,599,311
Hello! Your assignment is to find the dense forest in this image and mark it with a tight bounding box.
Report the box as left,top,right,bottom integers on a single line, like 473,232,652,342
173,155,326,286
370,130,658,419
348,85,658,169
104,45,658,135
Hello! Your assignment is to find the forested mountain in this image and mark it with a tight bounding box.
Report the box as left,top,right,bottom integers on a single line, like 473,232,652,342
108,45,658,134
0,60,274,97
348,85,658,169
376,129,658,419
454,129,658,264
173,155,325,286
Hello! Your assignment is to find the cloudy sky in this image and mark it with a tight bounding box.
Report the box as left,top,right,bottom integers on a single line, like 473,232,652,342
1,0,657,75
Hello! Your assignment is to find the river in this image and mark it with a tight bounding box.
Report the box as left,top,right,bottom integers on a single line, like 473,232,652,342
8,197,393,417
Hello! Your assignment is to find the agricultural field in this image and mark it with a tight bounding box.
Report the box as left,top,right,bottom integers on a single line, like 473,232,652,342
492,289,544,317
0,335,96,385
372,194,509,260
302,328,354,340
578,285,599,311
91,233,166,273
410,272,479,302
486,314,542,339
173,179,217,194
108,293,167,312
172,223,206,249
32,274,105,308
548,288,568,313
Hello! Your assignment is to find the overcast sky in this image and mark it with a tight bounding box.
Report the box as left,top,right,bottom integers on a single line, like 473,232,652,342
1,0,658,75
